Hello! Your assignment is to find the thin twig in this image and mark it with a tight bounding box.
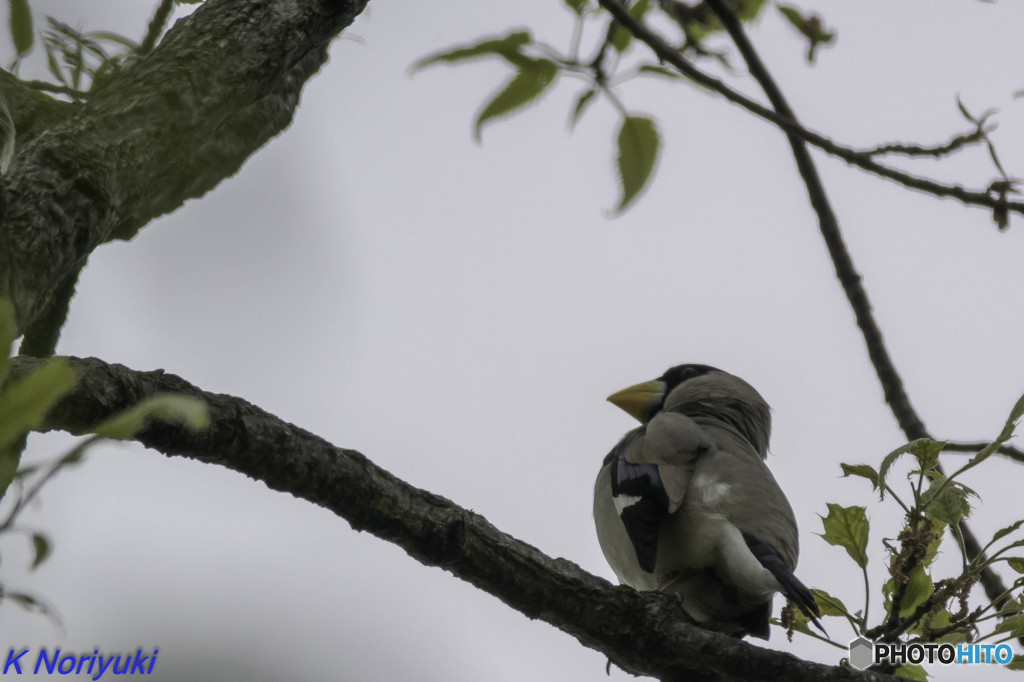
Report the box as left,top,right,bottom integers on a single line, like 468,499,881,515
693,0,927,439
594,0,1024,221
861,129,987,159
699,0,1018,643
944,441,1024,464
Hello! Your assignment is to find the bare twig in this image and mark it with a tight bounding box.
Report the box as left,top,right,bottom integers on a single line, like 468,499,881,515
860,128,987,159
594,0,1024,222
694,0,927,439
944,441,1024,464
701,0,1019,642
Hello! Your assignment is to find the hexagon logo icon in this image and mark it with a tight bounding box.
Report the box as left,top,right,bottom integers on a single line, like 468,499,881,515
848,637,874,670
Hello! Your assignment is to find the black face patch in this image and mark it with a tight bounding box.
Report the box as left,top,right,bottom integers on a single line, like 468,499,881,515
659,364,719,392
639,364,720,422
606,427,671,573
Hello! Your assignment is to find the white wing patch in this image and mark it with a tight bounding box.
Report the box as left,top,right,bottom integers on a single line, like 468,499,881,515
613,494,641,516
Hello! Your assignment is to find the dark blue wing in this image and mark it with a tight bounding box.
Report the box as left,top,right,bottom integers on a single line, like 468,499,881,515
605,426,670,573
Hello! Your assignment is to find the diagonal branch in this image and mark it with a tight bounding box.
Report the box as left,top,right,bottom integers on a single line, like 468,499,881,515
693,0,925,441
8,355,892,682
595,0,1023,222
702,0,1016,636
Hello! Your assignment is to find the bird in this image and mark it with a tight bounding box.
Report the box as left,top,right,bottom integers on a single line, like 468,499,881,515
593,363,822,639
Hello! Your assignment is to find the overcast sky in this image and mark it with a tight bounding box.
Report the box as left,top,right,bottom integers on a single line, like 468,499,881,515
3,1,1024,680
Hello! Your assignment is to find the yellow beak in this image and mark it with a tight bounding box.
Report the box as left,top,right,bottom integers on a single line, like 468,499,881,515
607,379,666,423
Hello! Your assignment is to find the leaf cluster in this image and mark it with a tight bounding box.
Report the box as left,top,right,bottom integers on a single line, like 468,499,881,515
797,395,1024,678
3,0,198,99
411,1,837,215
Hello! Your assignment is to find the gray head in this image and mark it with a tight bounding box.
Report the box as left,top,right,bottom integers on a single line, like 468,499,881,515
661,365,772,458
608,364,772,458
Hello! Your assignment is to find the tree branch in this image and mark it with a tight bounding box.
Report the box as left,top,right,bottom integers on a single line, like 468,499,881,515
0,0,368,334
5,355,892,682
702,0,1017,640
859,129,986,159
695,0,926,440
944,441,1024,464
594,0,1023,223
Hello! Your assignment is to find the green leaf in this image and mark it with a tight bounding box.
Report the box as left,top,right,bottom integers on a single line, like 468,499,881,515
957,396,1024,472
921,477,975,525
776,4,835,63
474,58,557,142
810,588,849,618
84,30,138,50
1007,557,1024,574
611,26,631,54
909,439,946,470
899,564,934,617
568,88,597,131
819,503,869,568
29,533,49,570
610,0,651,53
1006,654,1024,671
914,609,967,644
877,438,941,498
840,463,880,490
0,297,17,386
999,391,1024,442
613,115,659,215
44,40,67,85
892,663,927,681
998,597,1024,615
735,0,767,21
563,0,589,16
92,394,210,440
995,614,1024,637
777,6,804,29
411,30,532,73
8,0,33,56
0,358,76,499
0,358,76,450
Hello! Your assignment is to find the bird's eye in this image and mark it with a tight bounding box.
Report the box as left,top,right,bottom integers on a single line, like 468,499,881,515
661,364,714,389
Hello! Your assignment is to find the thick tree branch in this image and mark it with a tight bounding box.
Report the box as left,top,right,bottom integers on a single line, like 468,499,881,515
9,355,891,682
595,0,1024,222
0,0,368,334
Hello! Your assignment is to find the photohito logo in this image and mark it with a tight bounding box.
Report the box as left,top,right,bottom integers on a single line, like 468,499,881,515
847,636,1013,670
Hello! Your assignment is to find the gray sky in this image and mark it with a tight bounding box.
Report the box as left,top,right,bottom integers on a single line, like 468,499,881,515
3,1,1024,679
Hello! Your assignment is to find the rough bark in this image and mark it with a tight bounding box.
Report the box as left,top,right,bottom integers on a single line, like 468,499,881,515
9,355,894,682
0,0,368,333
0,0,907,677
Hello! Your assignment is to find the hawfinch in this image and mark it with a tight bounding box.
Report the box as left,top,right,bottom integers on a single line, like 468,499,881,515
594,364,821,639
